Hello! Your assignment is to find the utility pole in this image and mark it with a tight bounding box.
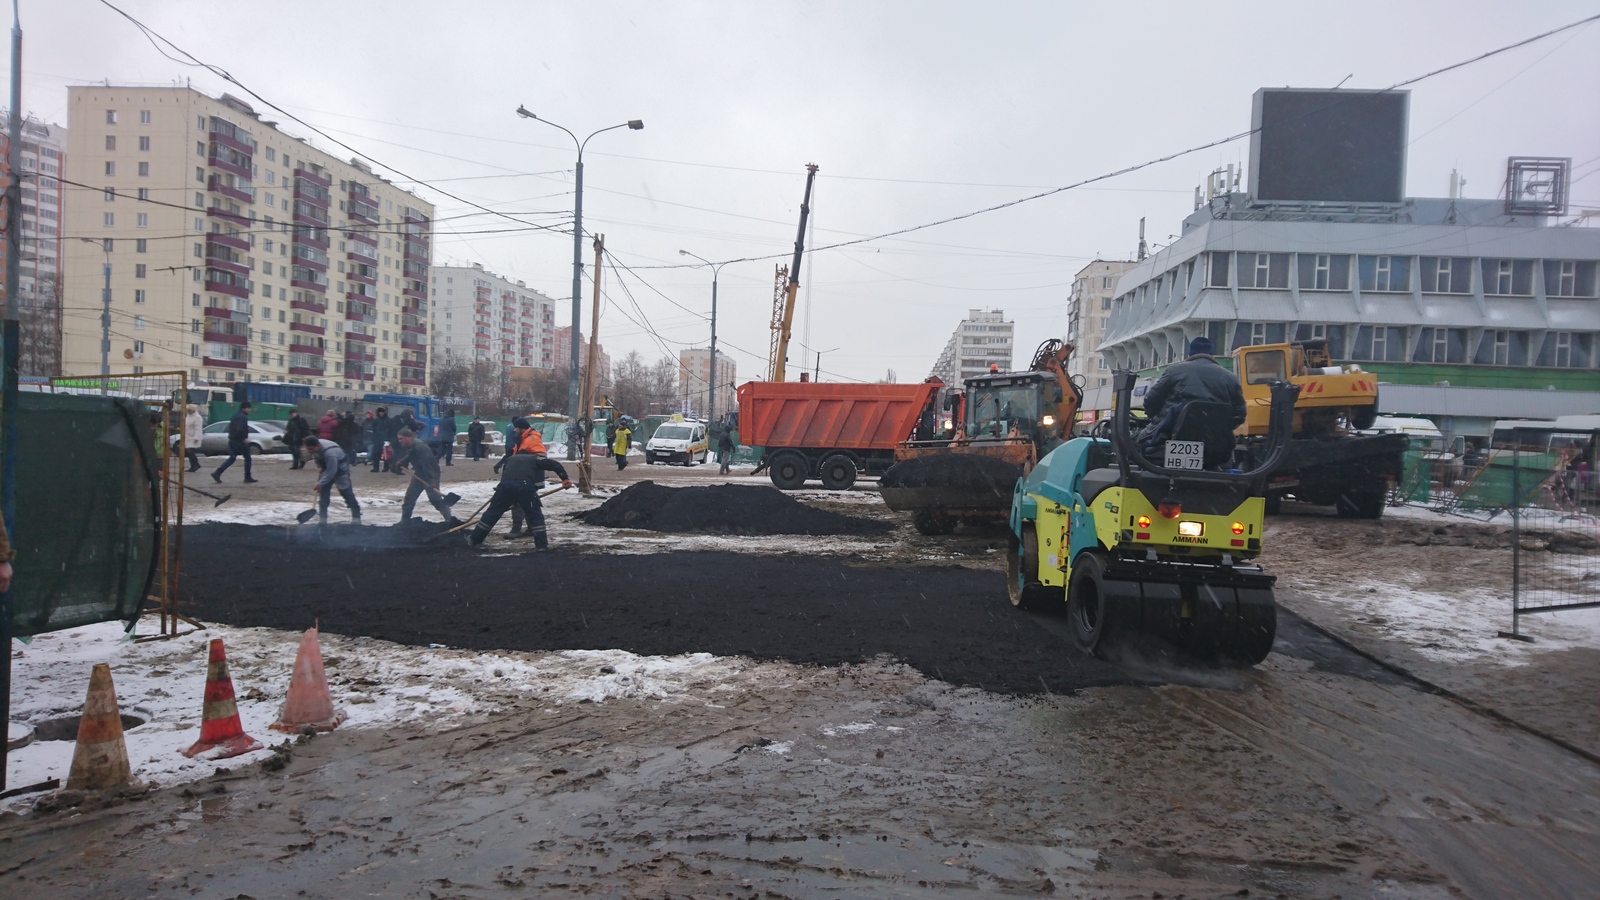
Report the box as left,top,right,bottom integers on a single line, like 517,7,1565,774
1,0,22,794
99,261,110,394
577,234,603,495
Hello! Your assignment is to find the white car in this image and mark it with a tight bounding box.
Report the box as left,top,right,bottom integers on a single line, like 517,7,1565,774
645,421,709,466
195,420,289,455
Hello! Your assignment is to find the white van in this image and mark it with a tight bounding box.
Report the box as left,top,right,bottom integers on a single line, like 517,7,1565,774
646,419,709,466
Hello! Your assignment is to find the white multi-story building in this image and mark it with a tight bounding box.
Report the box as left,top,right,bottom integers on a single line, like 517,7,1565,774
0,114,67,376
60,86,435,391
1067,260,1136,391
429,263,555,373
928,309,1014,388
677,347,735,420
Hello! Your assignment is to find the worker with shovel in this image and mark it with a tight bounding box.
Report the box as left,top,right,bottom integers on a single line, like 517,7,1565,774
471,443,571,550
303,436,361,524
394,428,459,524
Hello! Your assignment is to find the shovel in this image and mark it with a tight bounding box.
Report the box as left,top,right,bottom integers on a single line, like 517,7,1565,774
400,466,461,505
296,507,319,525
183,483,232,507
431,484,571,539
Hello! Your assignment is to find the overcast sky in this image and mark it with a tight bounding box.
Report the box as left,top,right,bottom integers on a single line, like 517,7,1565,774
13,1,1600,383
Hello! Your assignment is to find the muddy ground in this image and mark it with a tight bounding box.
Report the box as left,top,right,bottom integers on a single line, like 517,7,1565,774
4,466,1600,897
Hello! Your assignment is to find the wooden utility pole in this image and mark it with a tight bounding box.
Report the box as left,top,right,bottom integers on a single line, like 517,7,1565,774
577,234,604,494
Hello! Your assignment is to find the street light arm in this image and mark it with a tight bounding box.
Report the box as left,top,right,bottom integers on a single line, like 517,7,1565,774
579,120,644,157
515,105,579,150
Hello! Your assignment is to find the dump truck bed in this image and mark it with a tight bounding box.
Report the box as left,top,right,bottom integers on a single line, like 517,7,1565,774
736,381,941,451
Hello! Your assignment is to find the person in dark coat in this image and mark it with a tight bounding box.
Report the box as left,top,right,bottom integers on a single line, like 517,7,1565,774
390,408,418,467
438,408,458,466
467,417,487,461
393,428,457,523
212,402,258,484
370,407,392,472
718,428,736,475
472,447,570,549
283,411,311,470
334,412,360,457
1142,336,1247,426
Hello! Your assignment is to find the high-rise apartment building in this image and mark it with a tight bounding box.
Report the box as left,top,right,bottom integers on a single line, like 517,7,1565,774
0,114,67,376
677,347,735,420
60,87,435,391
928,309,1014,387
430,263,556,373
1067,259,1136,389
552,325,609,386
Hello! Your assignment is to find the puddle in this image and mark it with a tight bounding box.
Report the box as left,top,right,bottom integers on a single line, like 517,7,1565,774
31,711,150,741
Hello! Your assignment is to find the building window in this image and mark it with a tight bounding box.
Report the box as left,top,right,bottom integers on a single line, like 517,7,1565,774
266,147,276,162
1295,254,1349,291
1412,327,1465,363
134,289,146,304
104,212,114,226
1237,252,1289,289
136,239,146,253
104,186,115,201
1352,326,1405,362
140,110,151,125
137,187,149,200
106,110,117,125
135,264,146,279
138,135,150,152
138,162,149,177
1207,252,1230,288
1544,260,1599,298
1537,332,1592,369
1358,256,1410,292
196,166,204,184
134,316,145,330
1475,330,1528,366
104,161,115,176
137,213,149,228
1482,258,1534,296
1231,321,1285,349
105,135,116,151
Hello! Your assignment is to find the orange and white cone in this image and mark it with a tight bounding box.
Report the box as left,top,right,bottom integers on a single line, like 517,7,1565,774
182,638,264,760
65,663,135,791
270,626,346,733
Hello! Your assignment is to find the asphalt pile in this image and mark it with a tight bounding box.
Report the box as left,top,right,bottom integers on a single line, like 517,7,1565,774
574,481,892,536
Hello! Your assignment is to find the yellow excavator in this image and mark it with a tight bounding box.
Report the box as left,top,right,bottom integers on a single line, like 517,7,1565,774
880,338,1083,534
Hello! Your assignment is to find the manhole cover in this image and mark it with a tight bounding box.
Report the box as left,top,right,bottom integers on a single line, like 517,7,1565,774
32,712,148,742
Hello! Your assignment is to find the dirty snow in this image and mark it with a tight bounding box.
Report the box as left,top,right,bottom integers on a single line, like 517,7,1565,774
5,620,748,812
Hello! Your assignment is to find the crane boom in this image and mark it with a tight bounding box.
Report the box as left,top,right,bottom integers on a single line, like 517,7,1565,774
770,163,819,383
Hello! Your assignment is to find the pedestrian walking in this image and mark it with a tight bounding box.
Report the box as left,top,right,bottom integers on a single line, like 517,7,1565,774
212,402,258,484
438,409,458,466
370,407,392,472
718,427,736,475
472,443,570,549
304,436,361,524
394,428,457,523
467,417,486,461
613,419,633,470
183,404,204,473
335,412,360,457
283,411,311,470
316,408,339,441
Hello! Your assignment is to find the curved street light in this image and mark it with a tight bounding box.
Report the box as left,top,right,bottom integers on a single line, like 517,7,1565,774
514,106,643,459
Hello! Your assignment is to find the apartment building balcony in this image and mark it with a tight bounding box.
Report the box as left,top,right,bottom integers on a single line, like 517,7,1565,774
290,275,328,294
400,376,426,387
204,269,250,298
402,241,428,263
208,150,252,181
208,232,248,252
346,194,379,224
205,243,249,275
345,346,376,364
345,298,378,322
208,121,255,155
288,339,325,356
291,294,327,314
401,332,426,351
204,355,248,370
294,179,331,207
207,174,255,205
293,202,330,227
288,362,325,377
203,327,248,346
290,245,330,273
206,205,251,227
346,262,378,284
289,320,326,337
294,166,331,188
344,329,376,346
293,226,330,249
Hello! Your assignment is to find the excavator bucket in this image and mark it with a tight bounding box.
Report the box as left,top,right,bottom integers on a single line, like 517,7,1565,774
880,449,1026,533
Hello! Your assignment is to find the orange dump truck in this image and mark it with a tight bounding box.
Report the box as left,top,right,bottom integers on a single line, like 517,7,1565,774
737,380,943,490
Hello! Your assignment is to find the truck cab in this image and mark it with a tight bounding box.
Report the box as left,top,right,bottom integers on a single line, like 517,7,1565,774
1232,339,1379,437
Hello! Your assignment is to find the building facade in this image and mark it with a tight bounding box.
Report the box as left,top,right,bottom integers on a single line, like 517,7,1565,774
928,308,1014,387
1095,195,1600,432
0,114,67,376
552,325,609,387
60,87,435,391
429,263,555,373
1067,259,1136,390
677,347,735,420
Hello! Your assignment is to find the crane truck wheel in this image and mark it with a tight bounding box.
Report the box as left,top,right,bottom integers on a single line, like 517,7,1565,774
912,510,957,536
1066,551,1115,656
768,451,808,490
1006,527,1052,610
818,453,857,491
1335,484,1386,519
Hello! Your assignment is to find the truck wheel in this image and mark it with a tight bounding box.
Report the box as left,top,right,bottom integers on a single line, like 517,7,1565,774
768,451,808,490
1349,403,1378,431
818,454,857,491
912,511,956,535
1263,494,1282,516
1336,487,1385,519
1066,552,1113,656
1006,527,1051,610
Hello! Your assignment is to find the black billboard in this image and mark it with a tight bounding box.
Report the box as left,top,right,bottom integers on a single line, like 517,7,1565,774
1248,88,1408,204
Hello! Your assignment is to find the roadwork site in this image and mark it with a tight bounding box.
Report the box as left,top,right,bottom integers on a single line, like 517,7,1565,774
4,458,1600,898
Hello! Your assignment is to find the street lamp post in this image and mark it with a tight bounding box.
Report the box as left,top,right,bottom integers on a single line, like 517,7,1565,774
515,106,642,459
814,346,840,382
677,250,727,430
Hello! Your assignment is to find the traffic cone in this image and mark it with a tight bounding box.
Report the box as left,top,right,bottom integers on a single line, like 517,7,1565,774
182,638,264,759
270,626,345,733
65,663,134,791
